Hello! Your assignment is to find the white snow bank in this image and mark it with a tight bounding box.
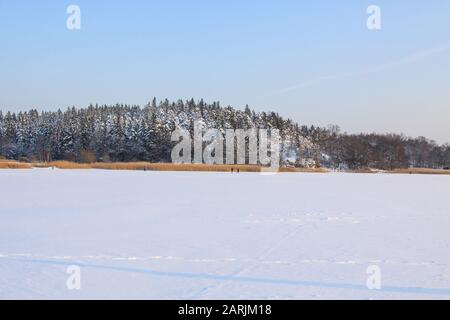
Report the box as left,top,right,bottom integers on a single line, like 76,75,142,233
0,169,449,299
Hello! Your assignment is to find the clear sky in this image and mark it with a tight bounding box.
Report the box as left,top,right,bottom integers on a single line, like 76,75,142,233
0,0,449,143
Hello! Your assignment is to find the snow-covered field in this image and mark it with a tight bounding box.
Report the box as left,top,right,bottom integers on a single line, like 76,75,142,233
1,169,449,300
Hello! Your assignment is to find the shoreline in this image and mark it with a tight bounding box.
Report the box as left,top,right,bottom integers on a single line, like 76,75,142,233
1,160,449,175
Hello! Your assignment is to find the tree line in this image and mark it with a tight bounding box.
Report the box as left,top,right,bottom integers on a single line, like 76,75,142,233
0,98,448,169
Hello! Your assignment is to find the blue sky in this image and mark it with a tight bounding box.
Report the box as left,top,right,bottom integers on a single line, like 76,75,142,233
0,0,449,143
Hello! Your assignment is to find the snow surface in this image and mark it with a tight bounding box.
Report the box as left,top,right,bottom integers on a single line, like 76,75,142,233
1,169,450,300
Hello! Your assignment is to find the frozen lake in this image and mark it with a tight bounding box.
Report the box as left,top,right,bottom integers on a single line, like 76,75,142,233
1,169,449,299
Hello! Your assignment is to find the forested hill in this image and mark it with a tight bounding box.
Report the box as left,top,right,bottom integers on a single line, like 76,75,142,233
0,98,449,169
